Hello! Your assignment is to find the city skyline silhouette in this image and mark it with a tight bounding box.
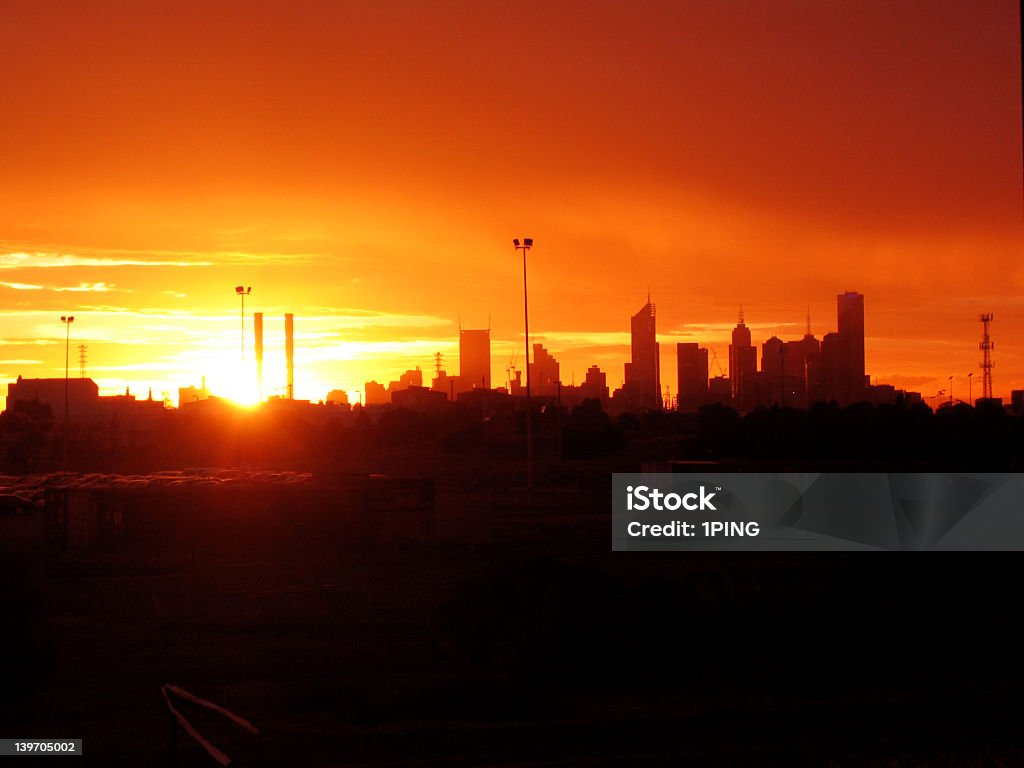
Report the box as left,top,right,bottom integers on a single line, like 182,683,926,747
1,285,1017,413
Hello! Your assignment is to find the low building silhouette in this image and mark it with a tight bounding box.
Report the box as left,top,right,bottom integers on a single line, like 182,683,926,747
364,381,389,406
531,343,560,397
391,385,448,412
326,389,351,408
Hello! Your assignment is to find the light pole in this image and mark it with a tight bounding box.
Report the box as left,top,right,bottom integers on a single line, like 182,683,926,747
949,376,953,406
779,343,785,408
513,237,533,494
60,315,74,471
235,286,252,363
968,373,973,406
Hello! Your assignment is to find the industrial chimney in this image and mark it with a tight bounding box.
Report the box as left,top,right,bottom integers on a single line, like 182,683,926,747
254,312,264,401
285,313,294,400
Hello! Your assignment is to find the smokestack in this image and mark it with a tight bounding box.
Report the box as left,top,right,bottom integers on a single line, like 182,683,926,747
285,313,294,400
254,312,264,401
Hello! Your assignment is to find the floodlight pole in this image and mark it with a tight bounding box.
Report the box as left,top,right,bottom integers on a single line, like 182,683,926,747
60,315,74,471
235,286,251,363
513,238,534,496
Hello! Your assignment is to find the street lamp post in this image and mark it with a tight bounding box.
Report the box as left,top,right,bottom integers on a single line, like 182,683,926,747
235,286,252,363
513,238,534,494
949,376,953,406
60,315,74,471
968,373,973,406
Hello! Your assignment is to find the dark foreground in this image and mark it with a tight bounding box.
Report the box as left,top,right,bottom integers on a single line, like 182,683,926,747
3,462,1024,767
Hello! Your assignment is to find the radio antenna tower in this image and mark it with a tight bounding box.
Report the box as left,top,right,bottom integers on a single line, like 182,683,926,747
979,313,994,400
77,344,88,378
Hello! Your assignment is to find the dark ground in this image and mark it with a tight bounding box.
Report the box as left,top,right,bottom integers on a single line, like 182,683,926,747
3,440,1024,766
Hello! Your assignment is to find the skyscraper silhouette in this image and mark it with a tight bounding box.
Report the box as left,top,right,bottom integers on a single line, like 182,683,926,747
623,298,661,410
837,291,866,389
729,308,757,410
459,329,491,391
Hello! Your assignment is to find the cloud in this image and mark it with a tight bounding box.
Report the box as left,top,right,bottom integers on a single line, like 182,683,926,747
1,278,129,293
296,307,451,330
87,362,181,372
53,282,124,293
0,339,58,346
0,251,213,269
530,331,631,347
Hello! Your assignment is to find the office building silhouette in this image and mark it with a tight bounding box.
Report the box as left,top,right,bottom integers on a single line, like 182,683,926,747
622,298,661,410
459,329,491,391
676,343,709,412
838,291,866,389
729,309,757,410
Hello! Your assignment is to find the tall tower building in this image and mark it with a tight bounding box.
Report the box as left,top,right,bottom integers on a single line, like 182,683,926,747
459,329,491,390
837,291,866,389
728,308,757,409
799,310,822,404
623,297,661,409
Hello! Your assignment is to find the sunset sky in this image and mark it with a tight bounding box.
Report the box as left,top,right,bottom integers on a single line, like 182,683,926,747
1,0,1021,406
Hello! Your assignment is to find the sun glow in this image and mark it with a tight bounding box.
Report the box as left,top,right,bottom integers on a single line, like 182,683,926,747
196,359,262,407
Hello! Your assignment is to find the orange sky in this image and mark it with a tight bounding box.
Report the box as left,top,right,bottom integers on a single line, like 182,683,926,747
1,1,1021,406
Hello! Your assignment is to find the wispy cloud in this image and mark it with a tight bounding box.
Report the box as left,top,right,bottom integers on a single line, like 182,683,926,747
0,252,213,269
53,282,125,293
530,331,631,347
0,241,322,268
296,307,452,330
0,339,58,346
86,362,181,372
1,278,129,293
0,281,44,290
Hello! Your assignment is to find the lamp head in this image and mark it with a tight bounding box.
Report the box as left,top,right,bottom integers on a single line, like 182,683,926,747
235,285,244,294
512,239,520,247
524,237,533,247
